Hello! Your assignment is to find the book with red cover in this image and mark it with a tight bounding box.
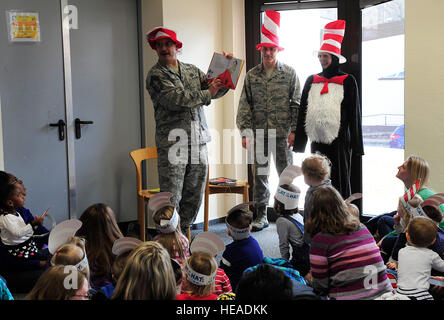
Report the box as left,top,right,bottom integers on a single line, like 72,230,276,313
209,177,237,186
205,52,244,90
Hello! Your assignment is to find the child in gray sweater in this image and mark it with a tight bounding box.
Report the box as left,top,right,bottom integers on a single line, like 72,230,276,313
301,153,332,244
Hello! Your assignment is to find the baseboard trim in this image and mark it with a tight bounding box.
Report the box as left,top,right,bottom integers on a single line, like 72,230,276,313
118,217,227,236
190,217,226,230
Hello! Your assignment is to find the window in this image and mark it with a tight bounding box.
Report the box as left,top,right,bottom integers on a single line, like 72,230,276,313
361,0,405,215
266,8,338,209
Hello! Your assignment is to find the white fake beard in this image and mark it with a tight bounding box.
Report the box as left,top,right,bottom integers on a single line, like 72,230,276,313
305,83,343,144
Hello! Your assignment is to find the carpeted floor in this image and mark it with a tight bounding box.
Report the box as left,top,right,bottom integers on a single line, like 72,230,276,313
189,221,281,265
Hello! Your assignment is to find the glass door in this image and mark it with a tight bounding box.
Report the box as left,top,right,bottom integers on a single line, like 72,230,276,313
266,8,338,210
361,0,405,215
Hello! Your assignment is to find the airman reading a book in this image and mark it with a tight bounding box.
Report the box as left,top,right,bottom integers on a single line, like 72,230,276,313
145,26,231,235
236,11,301,231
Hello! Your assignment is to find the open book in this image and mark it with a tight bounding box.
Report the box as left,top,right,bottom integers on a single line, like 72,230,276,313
206,52,244,90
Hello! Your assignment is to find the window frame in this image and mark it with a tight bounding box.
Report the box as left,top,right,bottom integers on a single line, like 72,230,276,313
244,0,366,213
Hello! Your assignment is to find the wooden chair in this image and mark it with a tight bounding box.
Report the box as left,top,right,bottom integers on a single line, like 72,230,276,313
204,168,249,231
129,147,158,241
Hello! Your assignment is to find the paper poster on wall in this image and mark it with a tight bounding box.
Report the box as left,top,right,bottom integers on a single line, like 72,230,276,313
6,10,41,42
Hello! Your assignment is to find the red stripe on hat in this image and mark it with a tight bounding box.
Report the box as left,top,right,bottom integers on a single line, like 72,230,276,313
404,179,420,202
404,193,409,202
415,179,420,190
323,33,344,43
324,20,346,31
262,25,279,45
265,10,280,27
319,43,341,55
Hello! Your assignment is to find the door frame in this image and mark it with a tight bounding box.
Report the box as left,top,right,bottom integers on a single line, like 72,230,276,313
59,0,146,218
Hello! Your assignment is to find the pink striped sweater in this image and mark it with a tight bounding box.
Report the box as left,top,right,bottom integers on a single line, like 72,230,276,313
310,224,393,300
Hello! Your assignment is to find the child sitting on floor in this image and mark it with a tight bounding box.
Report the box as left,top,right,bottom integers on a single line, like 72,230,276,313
220,202,263,291
150,192,190,268
274,165,310,277
0,171,51,246
26,265,90,300
189,231,231,295
305,185,392,300
0,275,13,300
100,237,142,299
301,153,332,244
0,176,49,263
395,216,444,300
48,219,90,281
176,251,219,300
384,189,444,268
75,203,124,290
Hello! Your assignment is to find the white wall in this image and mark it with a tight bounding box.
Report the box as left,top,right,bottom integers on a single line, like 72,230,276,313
405,0,444,192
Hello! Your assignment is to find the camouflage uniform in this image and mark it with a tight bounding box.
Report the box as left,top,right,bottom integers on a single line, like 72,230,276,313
236,61,301,230
146,60,227,232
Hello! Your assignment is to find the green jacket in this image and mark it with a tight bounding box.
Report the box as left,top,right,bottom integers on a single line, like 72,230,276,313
236,61,301,138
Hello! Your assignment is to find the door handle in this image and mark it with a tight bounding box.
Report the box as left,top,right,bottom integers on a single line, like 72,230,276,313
74,118,93,139
49,119,66,141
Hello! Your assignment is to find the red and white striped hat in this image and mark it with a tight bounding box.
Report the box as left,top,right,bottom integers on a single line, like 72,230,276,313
317,20,347,64
146,26,182,50
402,179,420,205
256,10,284,51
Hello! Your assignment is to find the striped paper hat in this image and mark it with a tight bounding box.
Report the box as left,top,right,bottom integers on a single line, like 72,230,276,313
422,193,444,210
48,219,82,254
256,10,284,51
399,179,427,218
275,165,302,210
112,237,142,256
190,232,225,256
148,192,179,233
317,20,346,64
401,179,420,206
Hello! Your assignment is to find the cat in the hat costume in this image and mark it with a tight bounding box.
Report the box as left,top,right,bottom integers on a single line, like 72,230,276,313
292,20,364,200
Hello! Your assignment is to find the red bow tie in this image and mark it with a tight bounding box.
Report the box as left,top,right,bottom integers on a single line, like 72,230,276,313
312,74,348,95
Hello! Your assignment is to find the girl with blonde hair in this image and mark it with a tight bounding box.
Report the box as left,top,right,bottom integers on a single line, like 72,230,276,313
51,236,90,281
111,241,176,300
26,265,90,300
374,155,443,263
176,251,219,300
366,155,433,239
153,205,190,266
150,192,190,267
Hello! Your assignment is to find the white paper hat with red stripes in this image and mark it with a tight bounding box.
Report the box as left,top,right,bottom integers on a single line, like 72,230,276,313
148,192,179,234
275,165,302,210
317,20,347,64
112,237,142,256
190,232,225,256
400,179,427,218
256,10,284,51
